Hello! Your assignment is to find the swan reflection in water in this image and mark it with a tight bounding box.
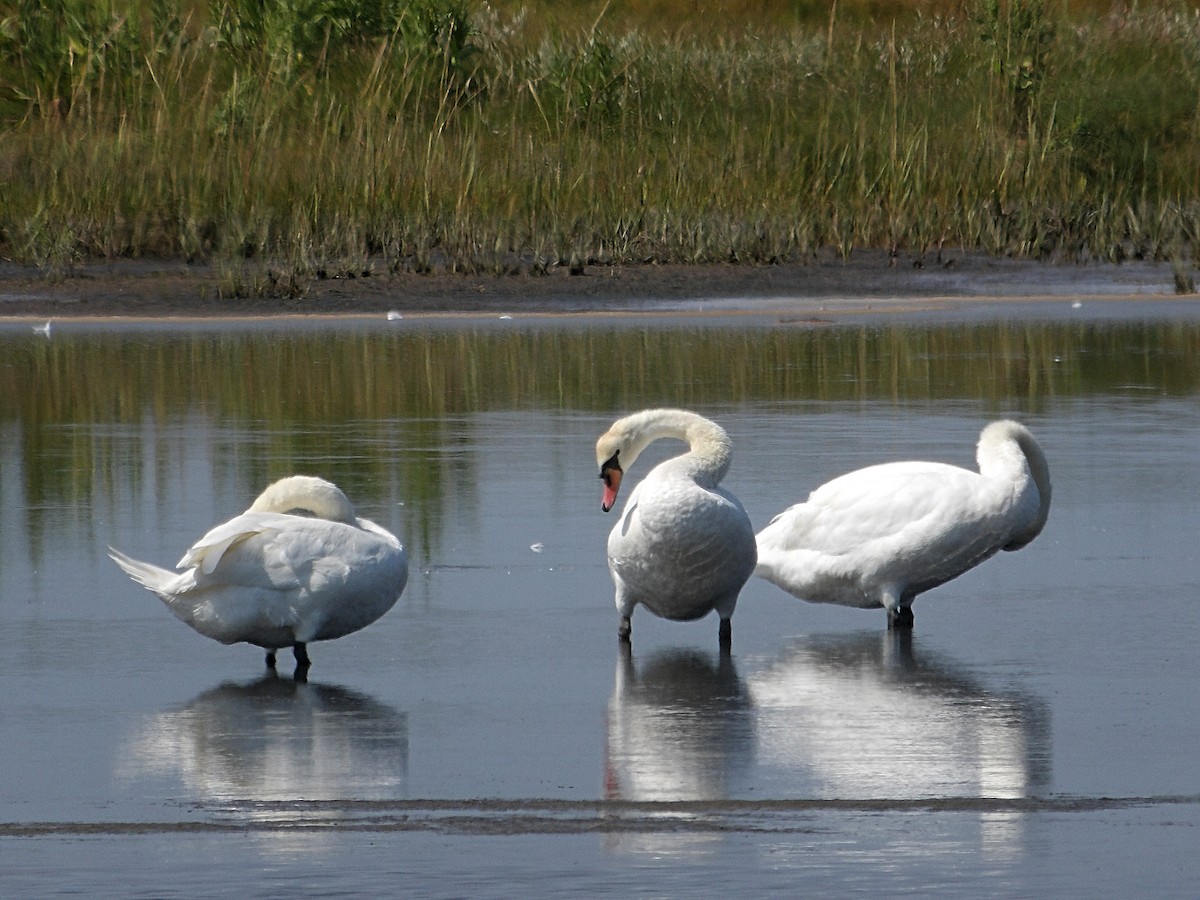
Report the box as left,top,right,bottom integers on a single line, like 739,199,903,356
606,647,754,802
749,631,1050,856
604,634,1049,858
604,646,754,856
122,675,407,853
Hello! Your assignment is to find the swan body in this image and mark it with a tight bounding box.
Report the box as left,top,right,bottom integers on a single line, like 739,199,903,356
596,409,757,644
110,475,407,669
754,420,1051,627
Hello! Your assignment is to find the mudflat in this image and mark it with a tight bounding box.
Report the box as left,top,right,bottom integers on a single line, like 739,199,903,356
1,250,1184,319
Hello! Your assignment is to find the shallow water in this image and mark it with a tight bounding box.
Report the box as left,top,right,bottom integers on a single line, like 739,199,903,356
3,302,1200,896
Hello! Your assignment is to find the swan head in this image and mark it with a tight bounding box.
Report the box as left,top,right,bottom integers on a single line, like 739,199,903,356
596,421,633,512
596,412,661,513
246,475,357,524
597,448,623,512
596,408,731,513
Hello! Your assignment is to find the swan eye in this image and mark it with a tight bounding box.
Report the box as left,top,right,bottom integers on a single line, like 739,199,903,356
599,451,621,482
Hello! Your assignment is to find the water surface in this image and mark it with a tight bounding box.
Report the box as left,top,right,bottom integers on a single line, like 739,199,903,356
2,304,1199,895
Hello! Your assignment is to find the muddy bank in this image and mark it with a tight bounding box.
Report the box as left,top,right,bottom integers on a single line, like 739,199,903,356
0,251,1184,319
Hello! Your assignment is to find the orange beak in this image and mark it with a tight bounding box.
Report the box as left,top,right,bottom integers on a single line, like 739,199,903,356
600,466,623,512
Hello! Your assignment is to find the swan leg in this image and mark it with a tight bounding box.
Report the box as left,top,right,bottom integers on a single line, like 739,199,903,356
718,617,732,650
888,607,915,630
265,650,277,669
618,616,632,642
294,642,311,667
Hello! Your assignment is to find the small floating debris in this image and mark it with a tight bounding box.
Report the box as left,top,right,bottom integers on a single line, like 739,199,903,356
32,321,51,336
499,314,513,320
1071,301,1082,309
387,311,403,321
529,542,544,553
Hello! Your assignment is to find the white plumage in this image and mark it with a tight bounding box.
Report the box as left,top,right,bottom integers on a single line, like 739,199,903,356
754,420,1051,627
110,475,407,670
596,408,757,645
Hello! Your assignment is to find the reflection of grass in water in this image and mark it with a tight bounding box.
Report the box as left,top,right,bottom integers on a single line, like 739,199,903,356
1,1,1199,284
8,319,1200,562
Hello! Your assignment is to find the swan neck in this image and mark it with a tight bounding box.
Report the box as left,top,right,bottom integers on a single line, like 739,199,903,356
628,409,733,482
685,418,733,484
1015,429,1052,542
979,421,1052,546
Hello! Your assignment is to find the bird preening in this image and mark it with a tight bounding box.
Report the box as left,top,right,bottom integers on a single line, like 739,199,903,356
110,418,1050,674
595,408,757,648
597,411,1050,637
109,475,408,676
753,420,1051,628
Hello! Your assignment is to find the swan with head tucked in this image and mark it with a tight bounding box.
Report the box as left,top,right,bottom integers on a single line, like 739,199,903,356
754,420,1051,628
109,475,407,671
596,409,757,646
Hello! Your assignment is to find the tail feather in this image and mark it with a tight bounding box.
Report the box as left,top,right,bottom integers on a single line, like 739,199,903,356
108,546,191,596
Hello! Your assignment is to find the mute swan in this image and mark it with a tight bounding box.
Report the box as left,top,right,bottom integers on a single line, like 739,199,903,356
109,475,408,670
596,409,757,645
754,420,1051,628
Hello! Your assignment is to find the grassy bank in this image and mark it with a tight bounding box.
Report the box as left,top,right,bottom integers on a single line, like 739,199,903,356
1,0,1198,294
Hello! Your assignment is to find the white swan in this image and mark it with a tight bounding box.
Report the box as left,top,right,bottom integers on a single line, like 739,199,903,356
109,475,408,670
754,420,1051,627
596,409,757,645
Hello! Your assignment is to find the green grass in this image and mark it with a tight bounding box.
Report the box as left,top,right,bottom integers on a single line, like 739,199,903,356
2,0,1199,292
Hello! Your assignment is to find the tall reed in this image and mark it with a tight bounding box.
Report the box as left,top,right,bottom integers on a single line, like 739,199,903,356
2,0,1198,291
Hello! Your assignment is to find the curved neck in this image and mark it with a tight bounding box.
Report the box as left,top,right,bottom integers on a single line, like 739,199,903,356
247,476,357,523
616,409,734,484
978,421,1052,547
